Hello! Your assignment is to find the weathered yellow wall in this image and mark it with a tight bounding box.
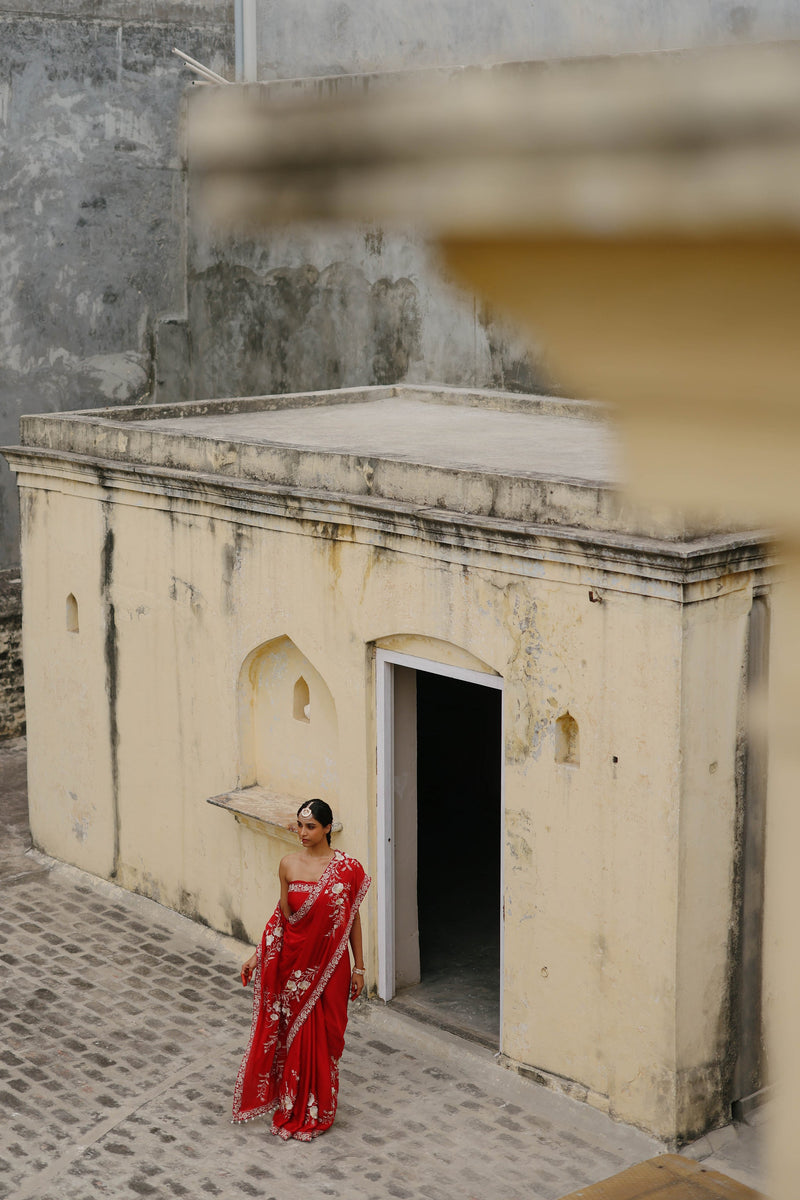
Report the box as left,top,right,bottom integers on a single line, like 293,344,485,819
675,585,752,1131
500,583,685,1131
19,472,756,1140
21,484,117,880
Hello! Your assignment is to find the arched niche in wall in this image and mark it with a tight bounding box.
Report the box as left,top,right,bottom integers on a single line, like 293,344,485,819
555,711,580,766
237,635,339,805
293,676,311,722
66,593,79,634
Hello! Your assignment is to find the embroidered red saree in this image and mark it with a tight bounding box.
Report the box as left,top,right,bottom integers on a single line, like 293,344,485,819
232,849,370,1141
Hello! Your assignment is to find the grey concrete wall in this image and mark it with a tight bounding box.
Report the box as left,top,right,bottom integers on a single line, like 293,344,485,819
185,220,544,404
0,567,24,737
0,2,233,567
254,0,800,78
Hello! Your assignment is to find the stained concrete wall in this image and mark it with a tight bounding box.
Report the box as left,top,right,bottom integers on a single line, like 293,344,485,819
0,0,548,571
253,0,800,78
184,221,542,404
0,568,24,736
0,2,233,567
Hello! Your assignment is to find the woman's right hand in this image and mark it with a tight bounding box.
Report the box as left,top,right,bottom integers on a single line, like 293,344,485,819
241,951,258,987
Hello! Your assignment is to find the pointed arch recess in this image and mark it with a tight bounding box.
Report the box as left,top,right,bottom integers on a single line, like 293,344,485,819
237,635,338,802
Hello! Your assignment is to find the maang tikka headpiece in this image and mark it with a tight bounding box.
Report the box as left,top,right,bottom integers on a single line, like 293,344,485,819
299,806,313,819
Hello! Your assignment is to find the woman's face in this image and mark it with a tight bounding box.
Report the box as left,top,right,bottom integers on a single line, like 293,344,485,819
297,815,331,849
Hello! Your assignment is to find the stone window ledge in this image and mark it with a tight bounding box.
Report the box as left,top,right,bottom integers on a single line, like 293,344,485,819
207,785,342,844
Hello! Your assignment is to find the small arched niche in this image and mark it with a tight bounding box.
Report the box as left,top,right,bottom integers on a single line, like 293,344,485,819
293,676,311,722
237,635,338,802
66,593,79,634
555,711,580,766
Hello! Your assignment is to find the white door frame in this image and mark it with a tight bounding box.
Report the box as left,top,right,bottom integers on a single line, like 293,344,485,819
375,648,505,1044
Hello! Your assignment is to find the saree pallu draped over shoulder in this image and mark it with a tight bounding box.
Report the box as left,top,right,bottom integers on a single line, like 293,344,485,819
232,850,370,1141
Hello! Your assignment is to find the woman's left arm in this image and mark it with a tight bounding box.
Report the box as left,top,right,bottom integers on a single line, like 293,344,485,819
349,911,365,999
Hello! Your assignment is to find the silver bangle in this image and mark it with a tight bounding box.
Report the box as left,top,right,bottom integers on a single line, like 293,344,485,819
352,967,365,975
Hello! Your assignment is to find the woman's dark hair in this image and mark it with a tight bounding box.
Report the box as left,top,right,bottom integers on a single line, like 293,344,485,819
297,798,333,846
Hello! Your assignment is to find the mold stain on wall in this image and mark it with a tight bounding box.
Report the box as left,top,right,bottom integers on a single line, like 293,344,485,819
188,260,424,399
100,501,120,877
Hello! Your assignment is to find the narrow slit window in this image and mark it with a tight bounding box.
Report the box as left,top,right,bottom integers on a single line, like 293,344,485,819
293,676,310,722
66,593,79,634
555,711,579,766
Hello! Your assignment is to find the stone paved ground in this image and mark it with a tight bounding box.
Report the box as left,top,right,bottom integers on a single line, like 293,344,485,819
1,738,767,1200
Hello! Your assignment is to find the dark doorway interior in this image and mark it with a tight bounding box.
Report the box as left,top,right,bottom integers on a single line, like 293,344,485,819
394,671,502,1046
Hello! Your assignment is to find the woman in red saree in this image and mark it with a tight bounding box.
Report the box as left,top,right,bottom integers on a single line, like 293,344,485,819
233,799,370,1141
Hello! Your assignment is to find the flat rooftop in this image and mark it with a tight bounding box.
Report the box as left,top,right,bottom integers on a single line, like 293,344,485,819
14,385,751,541
136,394,621,485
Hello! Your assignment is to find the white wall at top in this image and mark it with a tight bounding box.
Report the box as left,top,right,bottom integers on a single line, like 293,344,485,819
254,0,800,79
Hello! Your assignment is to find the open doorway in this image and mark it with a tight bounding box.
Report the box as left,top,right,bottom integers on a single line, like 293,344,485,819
412,671,502,1043
376,651,503,1048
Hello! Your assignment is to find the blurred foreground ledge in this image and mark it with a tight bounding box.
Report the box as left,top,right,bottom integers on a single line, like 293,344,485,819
189,42,800,237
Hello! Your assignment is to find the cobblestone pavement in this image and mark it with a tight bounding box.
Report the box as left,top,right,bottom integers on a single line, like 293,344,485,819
1,738,766,1199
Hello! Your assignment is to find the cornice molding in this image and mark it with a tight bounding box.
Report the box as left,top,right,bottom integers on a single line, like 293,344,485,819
3,444,774,595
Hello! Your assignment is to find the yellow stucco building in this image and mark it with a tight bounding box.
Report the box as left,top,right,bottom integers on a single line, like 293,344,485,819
4,382,771,1144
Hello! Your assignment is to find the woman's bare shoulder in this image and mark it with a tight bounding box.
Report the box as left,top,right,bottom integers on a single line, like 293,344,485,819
279,852,303,877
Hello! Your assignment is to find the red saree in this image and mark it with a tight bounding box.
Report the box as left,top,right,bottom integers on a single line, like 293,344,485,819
232,849,370,1141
